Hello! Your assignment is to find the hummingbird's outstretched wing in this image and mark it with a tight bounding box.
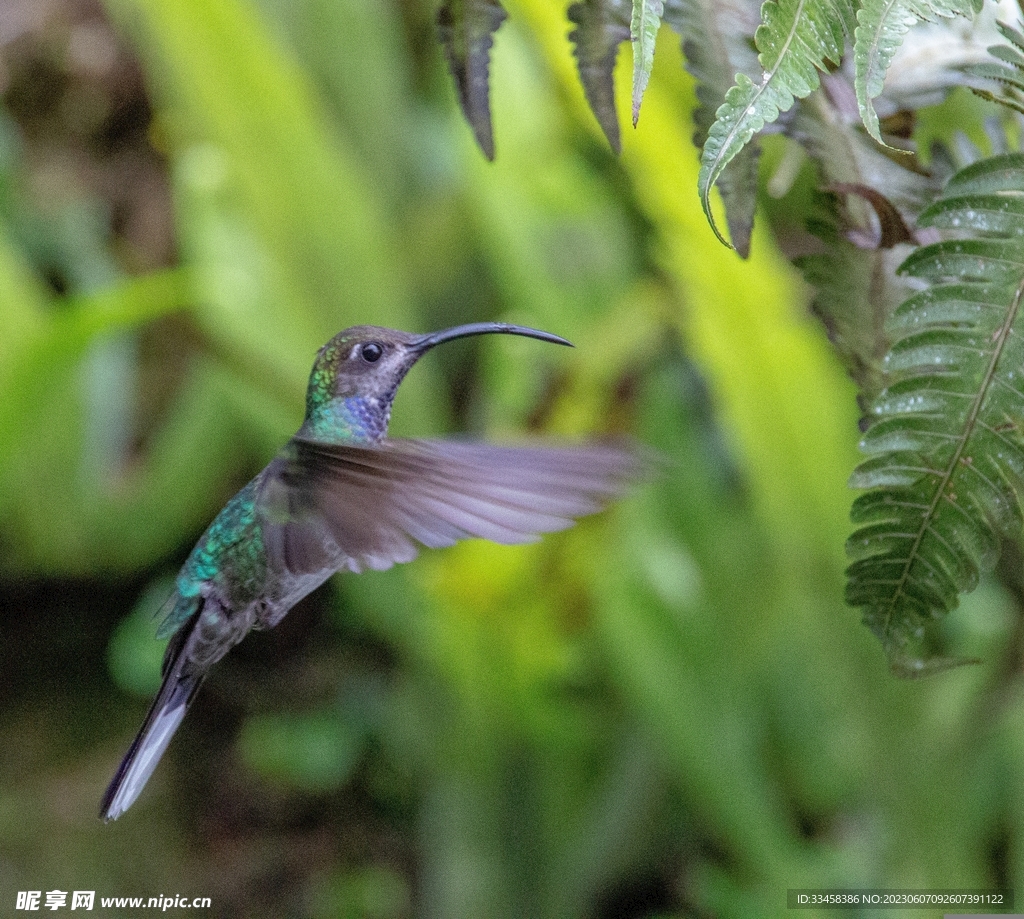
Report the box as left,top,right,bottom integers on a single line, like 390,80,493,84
259,437,641,582
99,610,205,822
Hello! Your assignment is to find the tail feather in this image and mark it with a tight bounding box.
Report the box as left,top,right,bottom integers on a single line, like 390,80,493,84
100,631,203,822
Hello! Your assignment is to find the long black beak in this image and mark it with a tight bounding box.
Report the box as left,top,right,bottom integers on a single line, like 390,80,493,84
410,322,573,354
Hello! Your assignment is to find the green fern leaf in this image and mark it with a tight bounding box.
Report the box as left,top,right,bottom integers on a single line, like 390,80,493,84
846,152,1024,673
854,0,980,146
568,0,632,153
437,0,508,160
965,21,1024,118
697,0,848,248
667,0,762,257
631,0,665,126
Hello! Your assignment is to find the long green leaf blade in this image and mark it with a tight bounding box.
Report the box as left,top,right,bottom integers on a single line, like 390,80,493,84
107,0,410,380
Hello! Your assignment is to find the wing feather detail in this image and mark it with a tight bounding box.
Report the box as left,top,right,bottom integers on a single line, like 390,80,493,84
259,437,642,577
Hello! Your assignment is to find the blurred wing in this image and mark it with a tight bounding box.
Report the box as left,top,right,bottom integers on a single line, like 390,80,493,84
259,437,642,578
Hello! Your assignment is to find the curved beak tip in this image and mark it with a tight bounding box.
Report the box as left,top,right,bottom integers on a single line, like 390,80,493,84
413,322,573,352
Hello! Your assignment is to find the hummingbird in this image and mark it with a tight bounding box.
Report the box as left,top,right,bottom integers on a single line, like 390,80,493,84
100,321,640,821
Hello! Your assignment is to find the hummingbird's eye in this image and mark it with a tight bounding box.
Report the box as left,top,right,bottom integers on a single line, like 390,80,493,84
359,342,383,363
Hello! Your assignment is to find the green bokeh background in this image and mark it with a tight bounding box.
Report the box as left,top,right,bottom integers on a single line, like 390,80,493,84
1,0,1020,916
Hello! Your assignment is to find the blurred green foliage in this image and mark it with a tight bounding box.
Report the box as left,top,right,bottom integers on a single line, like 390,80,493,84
0,0,1022,917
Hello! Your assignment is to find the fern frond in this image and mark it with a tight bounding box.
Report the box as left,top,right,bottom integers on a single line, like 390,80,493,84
667,0,762,257
846,152,1024,673
437,0,508,159
631,0,666,126
854,0,980,146
965,20,1024,118
698,0,850,248
568,0,632,153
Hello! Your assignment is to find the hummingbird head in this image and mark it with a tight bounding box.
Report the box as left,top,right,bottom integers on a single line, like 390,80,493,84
303,322,572,442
